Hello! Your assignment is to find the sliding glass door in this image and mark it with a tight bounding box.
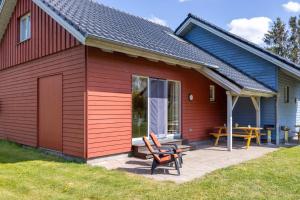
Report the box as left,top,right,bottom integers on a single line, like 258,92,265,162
149,78,168,138
168,81,180,135
132,75,181,139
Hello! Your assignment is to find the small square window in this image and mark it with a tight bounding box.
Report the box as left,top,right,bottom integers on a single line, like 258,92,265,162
20,13,31,42
209,85,216,102
284,86,289,103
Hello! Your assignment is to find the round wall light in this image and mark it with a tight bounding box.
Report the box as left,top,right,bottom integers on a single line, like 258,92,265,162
188,93,194,102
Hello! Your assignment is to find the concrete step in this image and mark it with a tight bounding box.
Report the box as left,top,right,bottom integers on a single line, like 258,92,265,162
132,139,191,159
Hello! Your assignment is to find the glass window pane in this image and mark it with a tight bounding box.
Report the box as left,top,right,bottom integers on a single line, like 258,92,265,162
20,14,31,42
168,81,180,135
132,76,148,138
26,15,31,39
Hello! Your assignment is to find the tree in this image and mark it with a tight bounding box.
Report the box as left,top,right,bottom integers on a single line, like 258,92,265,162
264,18,289,59
287,16,300,63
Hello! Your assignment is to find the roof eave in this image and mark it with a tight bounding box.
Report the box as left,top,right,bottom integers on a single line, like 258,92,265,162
0,0,18,42
85,35,219,70
198,68,275,97
176,16,300,78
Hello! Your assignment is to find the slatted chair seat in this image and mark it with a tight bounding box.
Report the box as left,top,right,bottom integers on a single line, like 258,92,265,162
143,136,181,175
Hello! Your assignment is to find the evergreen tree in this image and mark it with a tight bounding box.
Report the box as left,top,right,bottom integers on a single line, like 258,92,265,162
264,18,289,59
288,16,300,63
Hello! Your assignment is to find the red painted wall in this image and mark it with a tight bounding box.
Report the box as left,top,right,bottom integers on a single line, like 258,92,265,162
0,46,86,158
0,0,80,70
0,0,85,158
86,47,226,158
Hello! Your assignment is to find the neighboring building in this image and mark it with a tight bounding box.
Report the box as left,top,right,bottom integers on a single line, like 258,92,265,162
0,0,294,161
176,14,300,143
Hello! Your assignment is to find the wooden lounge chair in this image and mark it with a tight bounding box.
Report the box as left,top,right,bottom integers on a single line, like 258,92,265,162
143,136,181,175
149,132,183,165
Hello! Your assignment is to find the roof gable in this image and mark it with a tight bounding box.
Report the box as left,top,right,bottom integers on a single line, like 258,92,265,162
176,14,300,78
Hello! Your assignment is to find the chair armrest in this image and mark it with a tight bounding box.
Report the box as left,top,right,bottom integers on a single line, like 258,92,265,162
157,146,174,152
152,151,175,155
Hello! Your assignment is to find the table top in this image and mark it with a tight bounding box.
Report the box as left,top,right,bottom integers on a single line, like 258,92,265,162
214,126,262,130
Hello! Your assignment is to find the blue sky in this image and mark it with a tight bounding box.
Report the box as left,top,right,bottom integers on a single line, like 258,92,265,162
98,0,300,45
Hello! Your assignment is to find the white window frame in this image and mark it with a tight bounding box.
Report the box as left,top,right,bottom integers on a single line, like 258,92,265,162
209,85,216,102
20,13,31,42
132,75,182,142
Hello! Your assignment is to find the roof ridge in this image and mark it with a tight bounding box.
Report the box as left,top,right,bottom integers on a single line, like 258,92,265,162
182,13,300,71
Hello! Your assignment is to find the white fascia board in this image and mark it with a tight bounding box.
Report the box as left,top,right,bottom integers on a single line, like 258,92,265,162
196,67,242,94
197,68,275,97
177,18,300,78
32,0,86,44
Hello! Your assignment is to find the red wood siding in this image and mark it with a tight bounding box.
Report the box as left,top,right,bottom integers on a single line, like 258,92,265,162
0,0,80,70
87,47,226,158
0,46,86,158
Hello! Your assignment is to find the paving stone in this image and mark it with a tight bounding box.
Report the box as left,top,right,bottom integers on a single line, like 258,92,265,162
91,143,278,183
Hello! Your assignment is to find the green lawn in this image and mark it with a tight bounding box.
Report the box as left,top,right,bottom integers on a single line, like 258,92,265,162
0,141,300,200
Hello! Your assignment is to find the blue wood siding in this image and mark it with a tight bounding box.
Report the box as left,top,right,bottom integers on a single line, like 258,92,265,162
233,98,256,126
183,26,278,90
261,97,277,140
278,70,300,138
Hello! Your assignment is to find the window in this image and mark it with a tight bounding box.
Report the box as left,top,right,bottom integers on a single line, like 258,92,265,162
284,86,290,103
168,81,180,135
20,13,31,42
209,85,216,102
132,76,148,138
132,75,181,139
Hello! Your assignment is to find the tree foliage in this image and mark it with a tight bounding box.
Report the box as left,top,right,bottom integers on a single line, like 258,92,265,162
264,16,300,64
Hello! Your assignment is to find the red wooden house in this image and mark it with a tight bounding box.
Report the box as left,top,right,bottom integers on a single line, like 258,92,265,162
0,0,273,160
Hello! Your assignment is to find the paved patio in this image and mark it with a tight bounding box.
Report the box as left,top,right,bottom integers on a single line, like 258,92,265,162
89,141,278,183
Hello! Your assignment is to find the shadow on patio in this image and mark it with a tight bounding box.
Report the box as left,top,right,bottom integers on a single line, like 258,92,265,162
90,140,280,183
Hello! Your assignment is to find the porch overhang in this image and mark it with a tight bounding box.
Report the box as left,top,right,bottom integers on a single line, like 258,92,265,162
196,67,276,98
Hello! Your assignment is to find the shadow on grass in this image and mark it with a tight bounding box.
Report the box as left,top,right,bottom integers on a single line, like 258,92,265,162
0,140,83,164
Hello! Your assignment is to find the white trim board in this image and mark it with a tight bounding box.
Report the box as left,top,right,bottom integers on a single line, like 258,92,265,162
197,68,275,97
32,0,86,44
0,0,18,41
176,18,300,78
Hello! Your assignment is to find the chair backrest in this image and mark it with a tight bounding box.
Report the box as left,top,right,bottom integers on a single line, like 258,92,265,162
150,132,161,148
143,136,160,161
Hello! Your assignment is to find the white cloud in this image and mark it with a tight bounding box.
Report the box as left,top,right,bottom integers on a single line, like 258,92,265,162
228,17,272,45
179,0,190,2
148,16,167,26
283,1,300,12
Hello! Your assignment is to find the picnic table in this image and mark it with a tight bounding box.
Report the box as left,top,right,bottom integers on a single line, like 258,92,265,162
210,126,263,149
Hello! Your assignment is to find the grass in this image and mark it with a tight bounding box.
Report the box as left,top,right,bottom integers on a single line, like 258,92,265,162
0,141,300,200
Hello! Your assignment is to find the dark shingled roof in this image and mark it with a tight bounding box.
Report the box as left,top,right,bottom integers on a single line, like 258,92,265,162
37,0,274,94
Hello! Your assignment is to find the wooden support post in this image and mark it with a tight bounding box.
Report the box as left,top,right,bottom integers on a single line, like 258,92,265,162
226,91,233,151
284,131,289,144
251,97,261,128
267,129,272,144
276,94,280,145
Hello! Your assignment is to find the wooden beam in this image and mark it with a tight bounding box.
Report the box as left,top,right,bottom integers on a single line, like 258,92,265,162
251,97,259,111
232,96,239,110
